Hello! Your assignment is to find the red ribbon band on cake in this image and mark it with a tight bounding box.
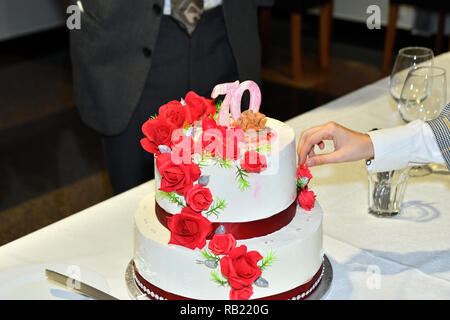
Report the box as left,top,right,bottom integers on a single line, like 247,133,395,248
133,261,323,300
155,200,297,240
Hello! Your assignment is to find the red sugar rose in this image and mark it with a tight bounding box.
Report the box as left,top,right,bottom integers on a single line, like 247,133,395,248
202,117,218,131
156,153,201,195
158,100,191,128
171,133,195,164
298,187,316,211
140,117,177,155
200,128,224,156
185,184,214,212
240,150,267,172
230,286,253,300
208,233,237,256
220,245,263,290
167,206,212,250
200,126,245,160
184,91,216,121
296,164,312,181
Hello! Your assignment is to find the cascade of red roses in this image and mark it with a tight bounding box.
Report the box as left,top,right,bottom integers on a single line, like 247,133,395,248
139,87,270,250
198,231,274,300
139,82,317,300
139,87,273,300
296,165,316,211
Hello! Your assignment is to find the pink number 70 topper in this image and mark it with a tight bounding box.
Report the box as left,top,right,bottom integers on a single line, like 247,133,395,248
211,80,262,127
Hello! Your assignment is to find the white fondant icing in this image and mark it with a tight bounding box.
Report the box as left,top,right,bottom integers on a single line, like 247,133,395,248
134,194,323,300
155,118,297,222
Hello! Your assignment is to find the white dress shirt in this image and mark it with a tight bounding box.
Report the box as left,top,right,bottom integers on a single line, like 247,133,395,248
163,0,222,15
366,120,445,173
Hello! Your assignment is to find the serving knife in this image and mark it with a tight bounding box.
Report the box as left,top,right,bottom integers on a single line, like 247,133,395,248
45,269,118,300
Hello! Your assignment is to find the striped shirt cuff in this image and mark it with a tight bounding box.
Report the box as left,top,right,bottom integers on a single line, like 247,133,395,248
426,102,450,170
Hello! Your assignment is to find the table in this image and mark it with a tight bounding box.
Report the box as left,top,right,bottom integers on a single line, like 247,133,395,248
1,53,449,300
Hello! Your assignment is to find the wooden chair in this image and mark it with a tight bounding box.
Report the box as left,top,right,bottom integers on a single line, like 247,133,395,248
382,0,450,75
259,0,333,82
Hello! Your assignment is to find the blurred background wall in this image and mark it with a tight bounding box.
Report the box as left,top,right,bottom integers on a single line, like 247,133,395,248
0,0,66,41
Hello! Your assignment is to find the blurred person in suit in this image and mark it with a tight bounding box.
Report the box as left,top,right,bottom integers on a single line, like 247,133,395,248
69,0,273,194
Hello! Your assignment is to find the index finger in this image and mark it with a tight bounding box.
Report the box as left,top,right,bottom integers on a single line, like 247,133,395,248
297,125,324,163
298,126,335,165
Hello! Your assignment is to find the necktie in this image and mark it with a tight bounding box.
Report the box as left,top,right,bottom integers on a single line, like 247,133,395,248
171,0,204,36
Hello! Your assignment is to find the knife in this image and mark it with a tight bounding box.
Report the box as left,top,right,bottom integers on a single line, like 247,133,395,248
45,269,119,300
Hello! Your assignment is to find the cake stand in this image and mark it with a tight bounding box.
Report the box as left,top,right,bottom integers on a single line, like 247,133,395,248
125,255,332,300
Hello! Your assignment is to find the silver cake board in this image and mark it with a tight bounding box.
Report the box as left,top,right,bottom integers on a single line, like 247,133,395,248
125,254,333,301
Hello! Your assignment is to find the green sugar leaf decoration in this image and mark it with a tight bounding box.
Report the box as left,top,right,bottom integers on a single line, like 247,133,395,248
213,157,233,169
255,142,272,154
182,125,193,135
196,158,210,168
157,191,186,208
215,99,222,113
235,166,251,191
194,152,234,170
213,100,222,122
210,269,228,287
259,249,277,272
296,177,309,189
204,198,227,218
200,249,221,262
201,248,228,286
194,151,213,168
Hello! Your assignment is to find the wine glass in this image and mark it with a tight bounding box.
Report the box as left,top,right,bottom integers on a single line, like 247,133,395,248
398,66,447,176
389,47,434,103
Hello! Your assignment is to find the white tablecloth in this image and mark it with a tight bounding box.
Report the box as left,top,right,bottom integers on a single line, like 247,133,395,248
1,53,449,300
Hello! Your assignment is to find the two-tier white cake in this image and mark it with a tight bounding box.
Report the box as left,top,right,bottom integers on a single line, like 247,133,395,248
132,81,324,300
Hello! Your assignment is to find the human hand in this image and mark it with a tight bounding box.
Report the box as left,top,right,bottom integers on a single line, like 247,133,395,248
297,122,374,167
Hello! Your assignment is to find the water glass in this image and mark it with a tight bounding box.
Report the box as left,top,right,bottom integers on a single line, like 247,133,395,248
389,46,434,102
368,167,411,217
398,66,447,122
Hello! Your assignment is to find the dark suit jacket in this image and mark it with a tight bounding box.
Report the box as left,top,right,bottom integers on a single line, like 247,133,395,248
70,0,264,136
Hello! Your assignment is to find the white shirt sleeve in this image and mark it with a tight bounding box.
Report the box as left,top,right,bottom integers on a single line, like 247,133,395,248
365,120,445,173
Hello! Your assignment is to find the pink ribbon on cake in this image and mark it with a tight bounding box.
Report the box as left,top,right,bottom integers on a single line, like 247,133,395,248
155,200,297,240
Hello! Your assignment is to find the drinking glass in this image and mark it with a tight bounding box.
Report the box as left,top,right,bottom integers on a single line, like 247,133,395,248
389,47,434,103
368,167,411,217
398,66,447,176
398,66,447,122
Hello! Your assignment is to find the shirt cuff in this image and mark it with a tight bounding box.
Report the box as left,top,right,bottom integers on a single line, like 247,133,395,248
366,121,418,173
365,120,444,173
